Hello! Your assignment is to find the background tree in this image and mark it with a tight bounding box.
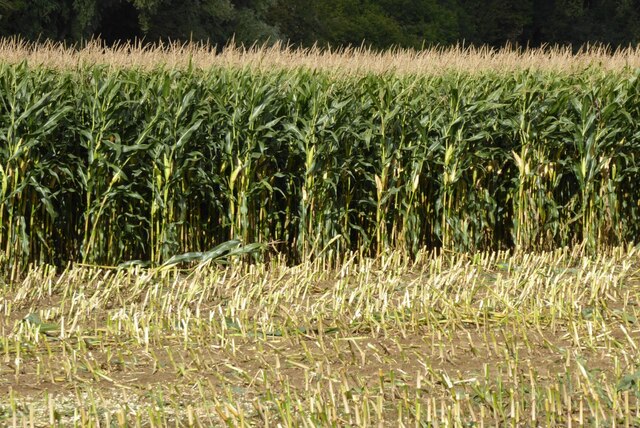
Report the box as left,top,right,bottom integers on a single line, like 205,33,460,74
0,0,74,41
1,0,639,50
266,0,321,46
377,0,463,47
458,0,533,45
132,0,234,45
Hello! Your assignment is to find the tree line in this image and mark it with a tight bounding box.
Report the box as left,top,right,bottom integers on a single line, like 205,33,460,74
0,0,639,50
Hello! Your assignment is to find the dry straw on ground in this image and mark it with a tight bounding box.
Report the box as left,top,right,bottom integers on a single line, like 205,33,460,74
1,37,640,74
2,246,640,425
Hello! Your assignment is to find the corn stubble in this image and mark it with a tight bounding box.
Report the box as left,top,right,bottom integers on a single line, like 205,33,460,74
1,246,640,426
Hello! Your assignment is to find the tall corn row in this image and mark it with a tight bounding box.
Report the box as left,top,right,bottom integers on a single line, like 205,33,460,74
567,74,636,250
1,63,640,271
77,68,157,264
0,64,75,276
510,74,558,250
146,69,207,263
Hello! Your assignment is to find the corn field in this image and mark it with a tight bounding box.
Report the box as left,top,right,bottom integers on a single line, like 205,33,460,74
1,45,640,271
4,42,640,426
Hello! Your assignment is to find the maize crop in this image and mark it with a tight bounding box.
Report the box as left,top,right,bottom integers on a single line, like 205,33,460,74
1,42,640,271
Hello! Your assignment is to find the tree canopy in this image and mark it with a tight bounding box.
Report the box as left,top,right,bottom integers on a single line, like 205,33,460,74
0,0,639,49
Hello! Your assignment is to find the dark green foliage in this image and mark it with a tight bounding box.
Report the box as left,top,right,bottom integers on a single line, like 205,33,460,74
2,0,640,49
526,0,640,47
459,0,534,45
0,0,277,47
1,64,640,270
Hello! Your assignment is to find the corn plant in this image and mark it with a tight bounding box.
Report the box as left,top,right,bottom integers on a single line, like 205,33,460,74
0,52,640,270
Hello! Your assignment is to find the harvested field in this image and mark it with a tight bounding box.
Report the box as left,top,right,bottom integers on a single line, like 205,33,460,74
2,247,640,426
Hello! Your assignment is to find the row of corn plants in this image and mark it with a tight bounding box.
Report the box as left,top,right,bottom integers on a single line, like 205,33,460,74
1,62,640,270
